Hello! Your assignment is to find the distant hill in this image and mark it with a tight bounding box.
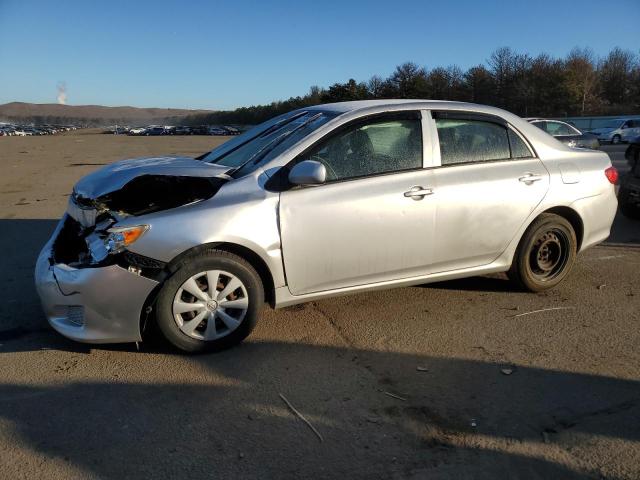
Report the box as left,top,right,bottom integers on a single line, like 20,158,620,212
0,102,214,126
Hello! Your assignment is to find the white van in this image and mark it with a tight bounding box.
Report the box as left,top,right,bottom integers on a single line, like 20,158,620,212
591,118,640,144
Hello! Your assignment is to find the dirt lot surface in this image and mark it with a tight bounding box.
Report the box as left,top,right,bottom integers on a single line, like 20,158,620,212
0,132,638,479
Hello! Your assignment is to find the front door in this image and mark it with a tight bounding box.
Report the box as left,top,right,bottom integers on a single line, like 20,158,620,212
279,112,437,295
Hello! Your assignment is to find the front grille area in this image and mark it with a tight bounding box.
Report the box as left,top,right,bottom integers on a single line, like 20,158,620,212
118,251,167,280
66,306,85,327
67,197,98,228
123,251,165,270
52,216,90,265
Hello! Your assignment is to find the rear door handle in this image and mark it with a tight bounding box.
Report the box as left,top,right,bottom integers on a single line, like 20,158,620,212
404,186,434,200
518,173,543,184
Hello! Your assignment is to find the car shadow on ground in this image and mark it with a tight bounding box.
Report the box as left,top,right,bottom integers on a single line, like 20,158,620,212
607,212,640,244
1,218,639,478
422,273,515,293
1,340,639,479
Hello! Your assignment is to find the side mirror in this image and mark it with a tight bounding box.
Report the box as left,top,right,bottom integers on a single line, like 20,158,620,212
288,160,327,186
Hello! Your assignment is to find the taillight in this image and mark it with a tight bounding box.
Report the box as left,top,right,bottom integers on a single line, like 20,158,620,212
605,166,619,184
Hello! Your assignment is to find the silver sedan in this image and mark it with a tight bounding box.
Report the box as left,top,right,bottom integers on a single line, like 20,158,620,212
35,100,619,352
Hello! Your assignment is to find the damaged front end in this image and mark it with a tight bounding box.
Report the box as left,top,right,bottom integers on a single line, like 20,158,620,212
59,175,226,277
35,156,232,344
53,156,231,276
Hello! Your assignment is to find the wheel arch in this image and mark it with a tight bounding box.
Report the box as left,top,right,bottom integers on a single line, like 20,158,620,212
139,241,277,342
537,206,584,251
165,242,276,306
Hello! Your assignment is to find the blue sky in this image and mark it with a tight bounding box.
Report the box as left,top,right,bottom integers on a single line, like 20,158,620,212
0,0,638,110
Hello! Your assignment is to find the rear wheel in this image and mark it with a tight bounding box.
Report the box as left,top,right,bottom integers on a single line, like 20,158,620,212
508,214,577,292
155,250,263,353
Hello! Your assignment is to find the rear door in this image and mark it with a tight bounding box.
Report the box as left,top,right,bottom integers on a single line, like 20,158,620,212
428,111,549,273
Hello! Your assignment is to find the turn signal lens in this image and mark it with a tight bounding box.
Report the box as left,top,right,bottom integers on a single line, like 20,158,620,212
105,225,149,254
604,166,619,185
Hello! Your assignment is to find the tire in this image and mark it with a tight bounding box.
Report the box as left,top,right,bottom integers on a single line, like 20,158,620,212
508,214,577,292
612,135,621,145
154,249,264,353
619,187,640,220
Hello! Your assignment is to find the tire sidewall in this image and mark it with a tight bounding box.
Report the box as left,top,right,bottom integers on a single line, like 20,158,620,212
515,215,577,292
155,252,263,353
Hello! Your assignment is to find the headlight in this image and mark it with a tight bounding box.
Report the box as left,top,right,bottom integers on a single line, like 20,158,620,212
105,225,149,254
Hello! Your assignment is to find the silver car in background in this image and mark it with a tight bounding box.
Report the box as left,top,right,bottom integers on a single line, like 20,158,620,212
591,118,640,144
35,100,618,352
527,118,600,150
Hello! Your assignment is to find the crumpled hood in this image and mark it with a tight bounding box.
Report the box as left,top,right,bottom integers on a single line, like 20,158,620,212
73,156,231,199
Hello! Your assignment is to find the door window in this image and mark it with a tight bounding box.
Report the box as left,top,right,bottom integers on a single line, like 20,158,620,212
508,130,533,158
304,115,423,181
435,116,532,165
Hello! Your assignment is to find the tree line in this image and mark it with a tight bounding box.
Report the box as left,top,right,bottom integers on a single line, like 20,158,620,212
189,47,640,126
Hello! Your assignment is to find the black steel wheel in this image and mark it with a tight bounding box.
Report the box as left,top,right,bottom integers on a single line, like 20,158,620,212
508,214,577,292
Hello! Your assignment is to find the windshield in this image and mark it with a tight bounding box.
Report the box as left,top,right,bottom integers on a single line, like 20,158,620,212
201,110,337,176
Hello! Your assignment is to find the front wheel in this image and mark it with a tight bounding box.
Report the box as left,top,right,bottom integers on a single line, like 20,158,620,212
508,214,577,292
155,250,264,353
612,134,621,145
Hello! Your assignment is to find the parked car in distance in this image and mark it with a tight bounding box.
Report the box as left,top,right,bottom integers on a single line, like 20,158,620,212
105,126,129,135
35,100,618,353
620,136,640,219
144,126,166,136
0,124,79,136
175,126,193,135
190,125,210,135
527,119,599,149
223,126,241,135
208,126,228,136
128,127,147,136
590,118,640,144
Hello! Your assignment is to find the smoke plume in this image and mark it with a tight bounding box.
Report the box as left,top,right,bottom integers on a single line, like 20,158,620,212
57,82,67,105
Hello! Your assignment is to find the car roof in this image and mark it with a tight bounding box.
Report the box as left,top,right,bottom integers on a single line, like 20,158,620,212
287,99,581,160
526,118,572,125
304,99,537,128
306,99,472,114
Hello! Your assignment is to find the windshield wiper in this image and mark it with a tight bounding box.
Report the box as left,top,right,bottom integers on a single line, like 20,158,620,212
229,112,324,176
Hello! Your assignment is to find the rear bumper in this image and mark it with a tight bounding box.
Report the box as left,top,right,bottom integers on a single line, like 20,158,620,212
571,188,618,251
35,219,159,344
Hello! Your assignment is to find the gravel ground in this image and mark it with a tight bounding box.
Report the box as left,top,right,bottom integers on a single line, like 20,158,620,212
0,133,638,479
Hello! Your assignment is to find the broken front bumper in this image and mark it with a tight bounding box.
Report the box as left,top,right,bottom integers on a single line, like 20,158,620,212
35,217,159,344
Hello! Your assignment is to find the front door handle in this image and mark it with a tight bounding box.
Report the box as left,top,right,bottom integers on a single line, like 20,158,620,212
518,173,543,185
404,186,434,200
